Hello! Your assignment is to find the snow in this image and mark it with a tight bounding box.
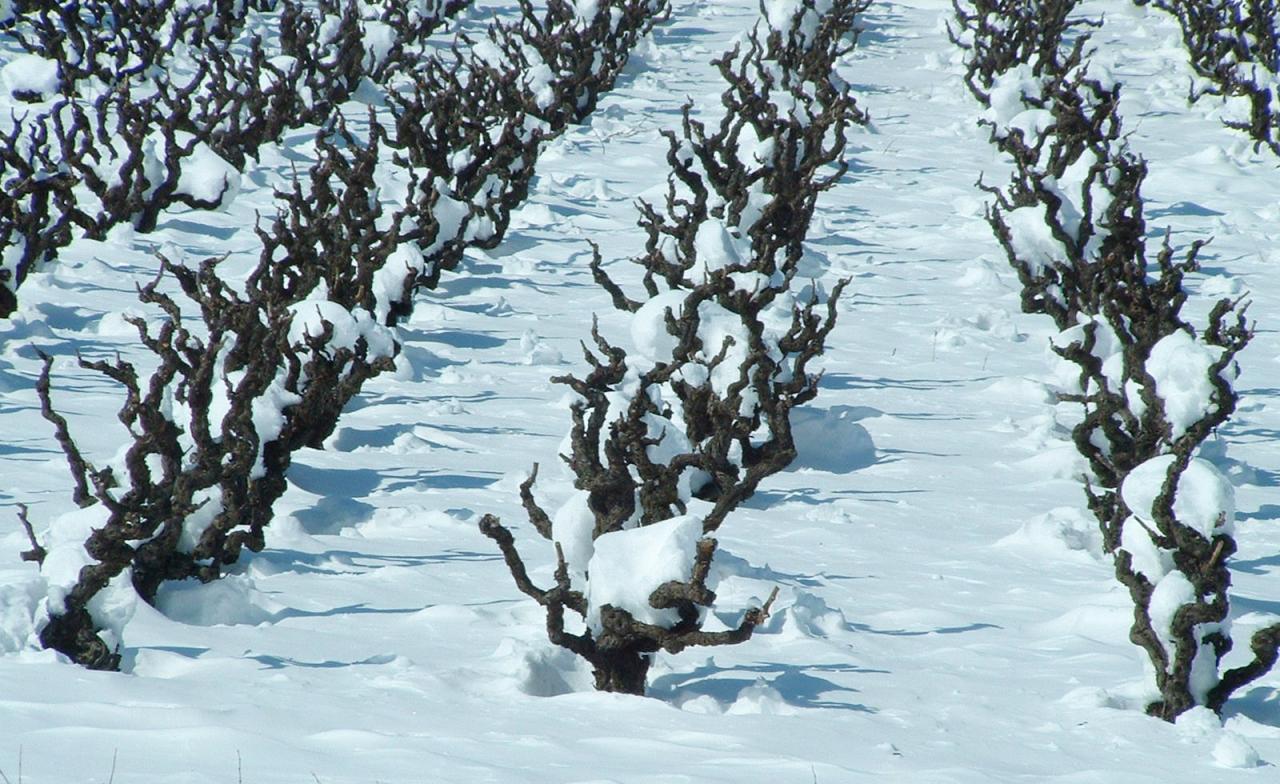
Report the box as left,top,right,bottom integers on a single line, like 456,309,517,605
37,505,112,612
2,1,1280,781
1148,570,1196,665
773,589,851,639
1146,329,1221,442
522,61,557,111
361,20,396,73
1178,707,1265,768
287,298,398,361
1003,204,1066,276
0,53,56,98
173,137,241,208
248,380,302,478
1122,455,1235,542
791,404,877,472
155,574,275,627
985,66,1045,130
630,288,686,364
0,54,53,101
693,218,748,274
84,570,140,651
763,0,826,44
551,490,596,583
1214,731,1263,769
519,328,563,365
696,299,752,398
996,505,1103,560
585,514,703,631
178,488,223,553
0,580,42,653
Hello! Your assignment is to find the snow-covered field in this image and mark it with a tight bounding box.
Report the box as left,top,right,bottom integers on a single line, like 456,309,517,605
2,0,1280,781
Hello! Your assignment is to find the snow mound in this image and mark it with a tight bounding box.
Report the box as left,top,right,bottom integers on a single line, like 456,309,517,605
725,678,799,715
675,692,724,714
1176,705,1223,742
585,515,704,632
175,139,241,208
983,376,1052,405
1121,456,1234,542
552,491,596,583
1176,708,1263,768
0,579,42,653
771,590,851,638
39,505,113,612
1013,441,1086,480
1035,602,1131,644
630,289,685,364
520,329,563,365
1214,732,1263,768
95,309,147,337
1059,685,1144,711
492,638,593,697
288,298,398,361
791,405,876,472
996,506,1102,559
1146,331,1222,441
155,574,275,626
955,258,1008,290
0,54,58,99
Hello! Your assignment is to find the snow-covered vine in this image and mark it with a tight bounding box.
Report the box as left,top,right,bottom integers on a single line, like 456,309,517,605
20,0,672,670
0,0,471,317
954,0,1279,721
481,0,865,695
1139,0,1280,155
26,245,398,670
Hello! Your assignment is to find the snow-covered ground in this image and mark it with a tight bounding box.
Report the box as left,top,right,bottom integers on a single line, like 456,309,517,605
2,0,1280,781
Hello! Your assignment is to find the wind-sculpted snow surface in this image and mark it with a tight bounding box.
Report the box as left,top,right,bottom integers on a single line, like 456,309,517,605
1,0,1280,781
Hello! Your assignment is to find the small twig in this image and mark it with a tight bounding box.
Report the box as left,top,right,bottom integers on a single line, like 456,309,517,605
519,463,553,539
1204,538,1227,576
478,514,548,605
35,352,95,508
17,504,46,565
760,586,781,618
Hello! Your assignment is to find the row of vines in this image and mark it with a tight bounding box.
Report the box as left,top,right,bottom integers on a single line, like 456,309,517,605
1,0,1278,721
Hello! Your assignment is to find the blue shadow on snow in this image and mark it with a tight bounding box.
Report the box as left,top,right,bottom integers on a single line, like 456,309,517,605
649,660,882,713
244,547,500,577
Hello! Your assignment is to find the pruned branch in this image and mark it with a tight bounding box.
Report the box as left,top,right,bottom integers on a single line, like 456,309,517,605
17,504,46,565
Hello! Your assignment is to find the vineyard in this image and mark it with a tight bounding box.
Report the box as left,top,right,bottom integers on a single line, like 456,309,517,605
1,0,1280,781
